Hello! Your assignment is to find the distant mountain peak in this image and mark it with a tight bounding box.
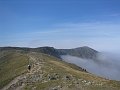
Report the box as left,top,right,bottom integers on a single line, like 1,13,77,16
58,46,98,59
75,46,96,50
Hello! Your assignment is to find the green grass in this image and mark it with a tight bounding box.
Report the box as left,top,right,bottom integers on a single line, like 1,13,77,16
33,55,120,90
27,53,120,90
0,51,29,89
0,51,120,90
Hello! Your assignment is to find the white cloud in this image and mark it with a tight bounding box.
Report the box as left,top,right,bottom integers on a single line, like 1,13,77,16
1,22,120,52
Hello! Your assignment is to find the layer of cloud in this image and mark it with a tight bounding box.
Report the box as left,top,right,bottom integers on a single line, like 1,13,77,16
61,52,120,81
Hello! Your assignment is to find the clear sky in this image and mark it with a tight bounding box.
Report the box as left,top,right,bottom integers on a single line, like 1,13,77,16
0,0,120,51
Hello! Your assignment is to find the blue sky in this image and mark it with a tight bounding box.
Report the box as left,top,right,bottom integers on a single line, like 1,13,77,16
0,0,120,51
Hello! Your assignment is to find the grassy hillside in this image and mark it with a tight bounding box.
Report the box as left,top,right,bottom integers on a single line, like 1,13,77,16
24,53,120,90
0,50,120,90
0,51,28,89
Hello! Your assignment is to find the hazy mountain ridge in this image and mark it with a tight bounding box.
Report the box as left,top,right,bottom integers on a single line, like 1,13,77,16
0,46,98,60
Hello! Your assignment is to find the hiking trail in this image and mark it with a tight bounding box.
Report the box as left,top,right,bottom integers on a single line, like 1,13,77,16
1,53,44,90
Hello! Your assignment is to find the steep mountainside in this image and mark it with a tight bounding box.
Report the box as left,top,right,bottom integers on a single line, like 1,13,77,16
33,47,61,58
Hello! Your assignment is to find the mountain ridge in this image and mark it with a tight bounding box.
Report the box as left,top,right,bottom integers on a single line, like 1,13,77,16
0,46,98,60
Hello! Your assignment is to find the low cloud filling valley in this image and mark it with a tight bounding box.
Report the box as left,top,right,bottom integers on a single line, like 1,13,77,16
61,52,120,81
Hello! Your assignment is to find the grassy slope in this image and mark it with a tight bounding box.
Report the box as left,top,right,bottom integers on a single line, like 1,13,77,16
0,51,28,89
0,51,120,90
25,53,120,90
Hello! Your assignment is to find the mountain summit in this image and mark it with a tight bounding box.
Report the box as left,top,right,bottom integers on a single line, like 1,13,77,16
58,46,98,59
